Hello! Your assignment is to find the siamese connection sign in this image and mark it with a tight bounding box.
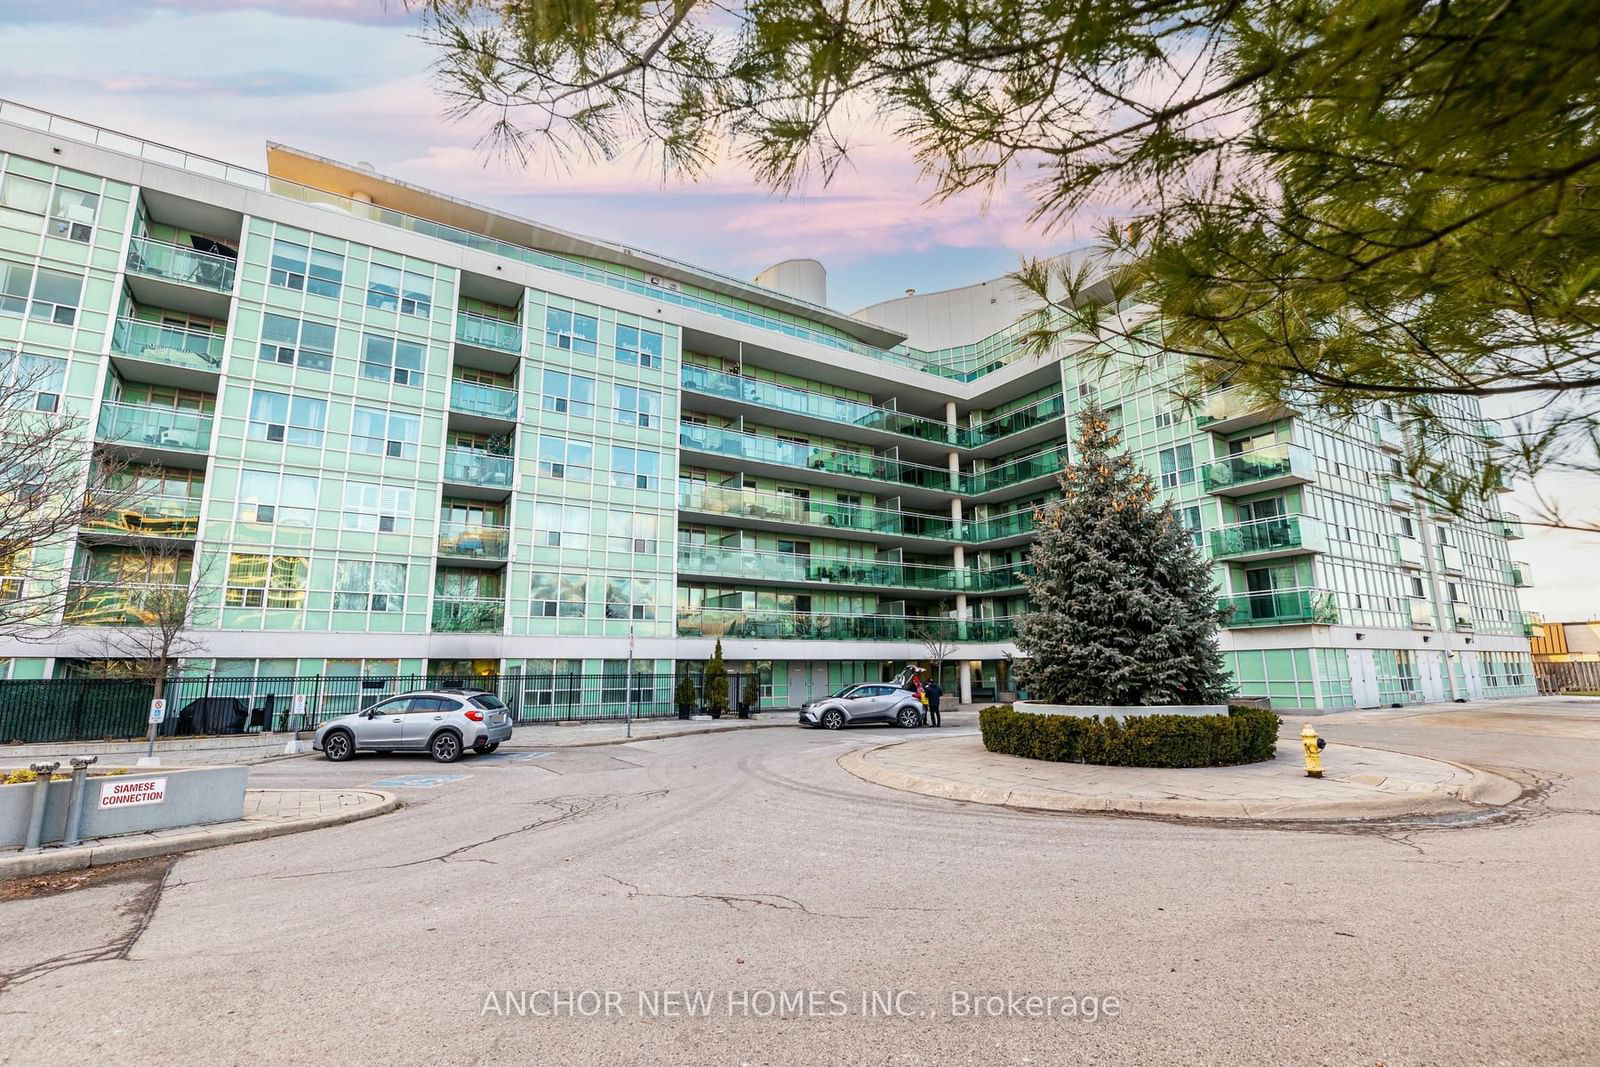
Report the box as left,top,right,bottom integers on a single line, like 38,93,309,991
98,777,167,809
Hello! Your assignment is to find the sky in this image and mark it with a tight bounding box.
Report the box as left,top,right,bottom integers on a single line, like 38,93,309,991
5,0,1595,619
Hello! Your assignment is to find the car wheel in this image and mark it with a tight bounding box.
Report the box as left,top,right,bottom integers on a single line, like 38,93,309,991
821,709,845,730
897,706,921,728
323,730,354,762
430,732,462,763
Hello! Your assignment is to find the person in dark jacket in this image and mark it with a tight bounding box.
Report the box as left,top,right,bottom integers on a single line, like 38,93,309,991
924,680,943,727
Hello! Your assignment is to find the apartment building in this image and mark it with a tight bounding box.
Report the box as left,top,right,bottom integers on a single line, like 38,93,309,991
0,101,1537,710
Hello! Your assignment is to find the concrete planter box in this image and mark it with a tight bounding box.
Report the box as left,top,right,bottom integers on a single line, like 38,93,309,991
0,765,248,849
1014,702,1229,723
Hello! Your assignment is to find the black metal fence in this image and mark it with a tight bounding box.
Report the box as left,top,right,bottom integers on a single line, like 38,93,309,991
0,671,767,746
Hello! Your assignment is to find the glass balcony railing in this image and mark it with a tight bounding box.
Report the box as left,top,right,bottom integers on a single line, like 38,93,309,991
110,317,224,371
1210,516,1326,559
677,483,962,541
676,544,1032,593
1373,418,1404,451
95,402,214,453
969,507,1039,542
1498,512,1526,539
680,365,964,447
1218,589,1339,627
449,379,518,420
1521,613,1540,638
1196,388,1293,431
1507,561,1533,588
1450,606,1474,631
431,597,505,632
675,609,1020,642
437,522,510,561
441,448,514,489
1410,599,1436,629
678,425,955,493
64,582,187,626
1384,480,1413,508
1394,535,1426,568
1438,544,1464,573
1200,443,1315,494
455,311,524,354
971,393,1067,442
964,446,1069,495
84,497,202,539
126,236,236,292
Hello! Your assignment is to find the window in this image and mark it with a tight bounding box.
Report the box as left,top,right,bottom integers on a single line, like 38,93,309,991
615,325,664,367
0,261,83,325
1409,576,1426,598
1158,444,1195,489
360,333,425,385
248,390,327,446
269,239,343,297
614,385,663,427
342,481,415,533
1399,516,1415,537
225,553,308,609
49,186,97,242
605,576,657,620
259,314,335,371
236,469,318,527
352,406,421,459
365,264,432,317
0,174,50,219
334,560,406,612
531,573,587,618
542,370,596,417
1447,583,1465,603
1179,505,1203,548
538,436,593,481
535,500,589,547
608,510,660,553
0,350,65,412
611,446,660,489
545,307,598,353
1154,410,1174,428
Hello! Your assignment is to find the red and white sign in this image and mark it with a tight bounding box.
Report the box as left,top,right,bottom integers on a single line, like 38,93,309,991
98,777,167,809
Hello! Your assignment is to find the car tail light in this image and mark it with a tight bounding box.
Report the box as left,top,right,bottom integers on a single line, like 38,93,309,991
464,709,484,721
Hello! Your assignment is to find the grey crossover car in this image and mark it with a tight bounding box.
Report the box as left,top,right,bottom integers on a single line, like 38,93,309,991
798,683,924,730
314,689,514,763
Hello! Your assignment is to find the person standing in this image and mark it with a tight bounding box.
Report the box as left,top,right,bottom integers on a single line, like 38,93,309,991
924,679,943,727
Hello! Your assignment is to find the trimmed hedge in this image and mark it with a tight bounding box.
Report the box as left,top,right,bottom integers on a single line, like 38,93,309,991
980,703,1281,768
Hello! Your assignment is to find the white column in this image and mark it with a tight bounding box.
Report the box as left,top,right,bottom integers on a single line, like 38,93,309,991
959,660,973,705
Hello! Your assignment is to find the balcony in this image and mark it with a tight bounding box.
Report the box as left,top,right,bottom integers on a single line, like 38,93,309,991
441,448,514,498
1451,606,1474,631
1409,599,1435,629
1438,544,1464,574
95,402,213,462
1218,589,1338,628
963,446,1070,497
1498,512,1526,539
970,393,1068,450
1383,480,1413,509
1373,417,1404,452
64,582,186,626
1394,535,1426,568
83,497,202,540
124,237,235,317
680,365,962,448
437,522,510,563
448,379,519,430
1196,388,1295,434
678,425,954,495
1200,443,1316,496
1521,613,1540,638
968,507,1038,545
1507,561,1533,588
677,484,962,544
1209,516,1326,562
675,609,1019,642
431,597,505,633
455,311,523,356
109,317,224,379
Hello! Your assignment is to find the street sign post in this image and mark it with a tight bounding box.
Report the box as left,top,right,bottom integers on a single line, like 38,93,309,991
141,697,167,765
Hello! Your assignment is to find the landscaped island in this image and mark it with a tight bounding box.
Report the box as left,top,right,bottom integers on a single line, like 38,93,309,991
980,704,1280,768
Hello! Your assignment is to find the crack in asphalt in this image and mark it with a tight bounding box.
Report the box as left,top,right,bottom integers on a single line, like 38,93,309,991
604,874,863,919
0,856,174,997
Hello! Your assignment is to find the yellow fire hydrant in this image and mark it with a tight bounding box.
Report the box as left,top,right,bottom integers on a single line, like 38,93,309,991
1301,723,1327,778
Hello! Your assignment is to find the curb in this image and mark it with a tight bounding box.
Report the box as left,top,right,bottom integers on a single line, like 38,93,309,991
0,788,400,880
503,719,794,749
837,739,1522,823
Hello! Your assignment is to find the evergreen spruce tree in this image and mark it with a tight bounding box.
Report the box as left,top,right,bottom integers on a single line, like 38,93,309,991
703,639,730,714
1016,404,1232,706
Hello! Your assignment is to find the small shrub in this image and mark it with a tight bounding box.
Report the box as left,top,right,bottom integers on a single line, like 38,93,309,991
674,676,698,709
980,703,1280,768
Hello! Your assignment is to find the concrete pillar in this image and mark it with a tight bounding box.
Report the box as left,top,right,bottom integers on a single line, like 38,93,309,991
959,660,973,705
945,400,959,446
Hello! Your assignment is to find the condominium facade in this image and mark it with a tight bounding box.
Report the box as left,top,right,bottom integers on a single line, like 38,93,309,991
0,101,1537,710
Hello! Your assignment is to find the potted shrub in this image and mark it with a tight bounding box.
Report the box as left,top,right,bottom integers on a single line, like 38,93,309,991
738,672,761,719
674,675,697,720
704,640,729,720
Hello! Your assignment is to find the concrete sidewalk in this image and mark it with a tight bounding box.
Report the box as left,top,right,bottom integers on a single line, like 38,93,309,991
0,787,398,880
839,734,1523,821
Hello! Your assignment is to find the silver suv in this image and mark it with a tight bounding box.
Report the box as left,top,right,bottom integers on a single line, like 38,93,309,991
314,689,514,763
799,683,924,730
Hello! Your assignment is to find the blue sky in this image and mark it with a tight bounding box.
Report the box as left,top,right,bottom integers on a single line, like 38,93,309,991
6,0,1594,617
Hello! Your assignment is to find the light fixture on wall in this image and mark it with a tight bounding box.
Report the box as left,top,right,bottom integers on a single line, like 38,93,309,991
1423,635,1432,642
1465,638,1475,645
1355,632,1366,640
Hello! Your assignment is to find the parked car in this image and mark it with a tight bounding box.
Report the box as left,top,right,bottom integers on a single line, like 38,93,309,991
314,689,514,763
798,683,924,730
